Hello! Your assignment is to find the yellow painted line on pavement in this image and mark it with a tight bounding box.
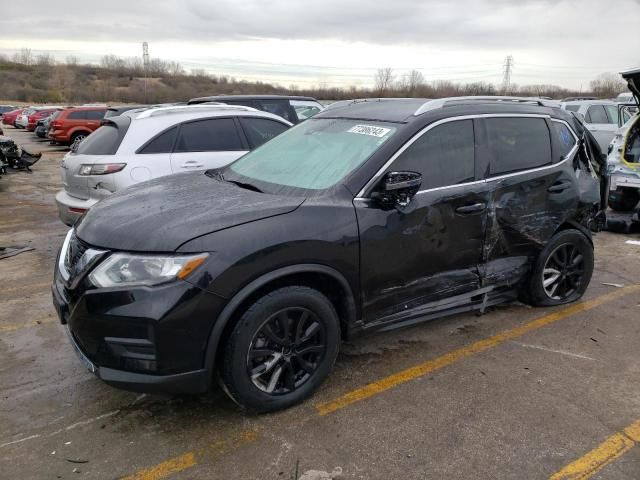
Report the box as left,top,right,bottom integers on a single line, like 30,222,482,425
315,285,640,416
120,429,259,480
549,420,640,480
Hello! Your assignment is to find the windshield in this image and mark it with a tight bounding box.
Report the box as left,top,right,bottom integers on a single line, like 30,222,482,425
225,118,397,195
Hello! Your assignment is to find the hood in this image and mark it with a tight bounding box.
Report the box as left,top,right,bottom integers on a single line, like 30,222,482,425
75,172,305,252
621,67,640,106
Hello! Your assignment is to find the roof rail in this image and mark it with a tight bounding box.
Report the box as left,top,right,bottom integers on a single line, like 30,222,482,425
135,103,258,119
414,96,559,116
325,97,427,111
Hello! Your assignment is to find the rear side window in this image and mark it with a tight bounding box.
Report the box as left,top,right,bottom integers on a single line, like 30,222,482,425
240,118,289,148
586,105,608,124
604,105,619,125
487,117,551,175
551,122,577,160
391,119,475,190
174,118,243,152
139,126,178,154
86,110,106,120
68,111,87,120
75,125,122,155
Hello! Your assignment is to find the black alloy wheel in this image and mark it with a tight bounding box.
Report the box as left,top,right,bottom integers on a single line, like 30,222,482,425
247,307,326,395
221,286,340,412
542,243,585,301
524,229,594,306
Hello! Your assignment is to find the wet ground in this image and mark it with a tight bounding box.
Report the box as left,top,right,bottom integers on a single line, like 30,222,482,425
1,126,640,479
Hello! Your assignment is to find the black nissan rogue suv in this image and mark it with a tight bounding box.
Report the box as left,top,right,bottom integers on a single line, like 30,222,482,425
53,97,607,412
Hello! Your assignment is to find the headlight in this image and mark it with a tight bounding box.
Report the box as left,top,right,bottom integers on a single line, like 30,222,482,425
89,253,208,288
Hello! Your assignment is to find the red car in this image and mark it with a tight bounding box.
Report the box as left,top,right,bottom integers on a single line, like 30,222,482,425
48,106,107,145
2,108,25,127
27,108,61,132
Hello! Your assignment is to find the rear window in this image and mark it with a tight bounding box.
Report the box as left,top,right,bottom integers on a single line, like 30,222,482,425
564,105,580,112
75,123,125,155
487,117,552,176
86,110,106,120
68,110,87,120
586,105,608,123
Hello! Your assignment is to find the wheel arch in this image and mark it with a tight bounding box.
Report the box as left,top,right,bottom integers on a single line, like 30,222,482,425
203,264,358,376
553,220,594,246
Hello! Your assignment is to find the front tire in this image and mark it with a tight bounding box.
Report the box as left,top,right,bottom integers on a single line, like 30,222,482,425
525,229,594,306
221,286,340,412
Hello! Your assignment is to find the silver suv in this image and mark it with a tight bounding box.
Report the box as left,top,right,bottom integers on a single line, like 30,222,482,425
55,104,291,225
561,100,621,152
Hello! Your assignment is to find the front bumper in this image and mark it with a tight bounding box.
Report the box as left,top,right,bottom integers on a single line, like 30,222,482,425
62,323,209,394
55,190,98,226
52,240,225,395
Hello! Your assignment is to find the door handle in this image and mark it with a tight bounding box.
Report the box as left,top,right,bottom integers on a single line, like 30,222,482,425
180,161,204,168
548,180,572,193
455,203,486,214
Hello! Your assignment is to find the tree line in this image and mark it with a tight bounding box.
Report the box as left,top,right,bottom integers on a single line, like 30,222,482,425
0,49,629,104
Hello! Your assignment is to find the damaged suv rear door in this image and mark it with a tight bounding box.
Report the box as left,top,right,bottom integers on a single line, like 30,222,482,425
479,114,601,286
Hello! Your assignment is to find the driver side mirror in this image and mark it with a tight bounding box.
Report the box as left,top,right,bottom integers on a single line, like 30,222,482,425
373,171,422,207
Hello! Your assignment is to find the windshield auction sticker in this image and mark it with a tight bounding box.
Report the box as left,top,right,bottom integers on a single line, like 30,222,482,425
348,125,391,137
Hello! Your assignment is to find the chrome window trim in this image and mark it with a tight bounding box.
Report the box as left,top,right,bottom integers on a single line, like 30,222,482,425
355,113,578,199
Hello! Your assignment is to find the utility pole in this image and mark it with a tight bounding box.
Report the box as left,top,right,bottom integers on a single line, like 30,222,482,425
142,42,150,103
502,55,513,94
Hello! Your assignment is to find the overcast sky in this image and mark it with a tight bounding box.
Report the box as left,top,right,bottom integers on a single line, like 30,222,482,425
1,0,639,89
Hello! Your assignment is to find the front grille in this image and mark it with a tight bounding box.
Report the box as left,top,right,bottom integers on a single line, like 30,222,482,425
64,234,88,274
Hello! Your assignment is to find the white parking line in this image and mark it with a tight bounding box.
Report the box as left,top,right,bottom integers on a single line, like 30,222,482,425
511,341,595,360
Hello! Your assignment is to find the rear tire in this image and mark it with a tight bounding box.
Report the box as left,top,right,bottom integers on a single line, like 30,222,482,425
70,132,88,149
608,187,640,212
221,286,340,413
525,229,594,307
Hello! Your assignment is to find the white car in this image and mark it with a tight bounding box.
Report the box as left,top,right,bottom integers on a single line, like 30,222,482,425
55,104,291,225
607,67,640,211
560,100,622,152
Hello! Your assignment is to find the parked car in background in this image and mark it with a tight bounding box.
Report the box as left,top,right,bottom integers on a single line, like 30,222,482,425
53,97,606,411
561,99,622,152
0,105,16,118
1,108,24,126
48,106,107,146
188,95,324,124
607,68,640,211
15,107,37,129
55,104,291,225
104,105,147,118
26,108,62,131
35,111,61,138
616,92,634,103
560,96,597,102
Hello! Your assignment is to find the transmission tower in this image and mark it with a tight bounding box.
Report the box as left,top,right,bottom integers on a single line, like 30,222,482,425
502,55,514,94
142,42,149,103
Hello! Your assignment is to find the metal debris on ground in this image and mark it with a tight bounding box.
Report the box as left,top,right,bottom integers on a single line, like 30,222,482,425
626,240,640,246
0,246,35,260
602,282,625,288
